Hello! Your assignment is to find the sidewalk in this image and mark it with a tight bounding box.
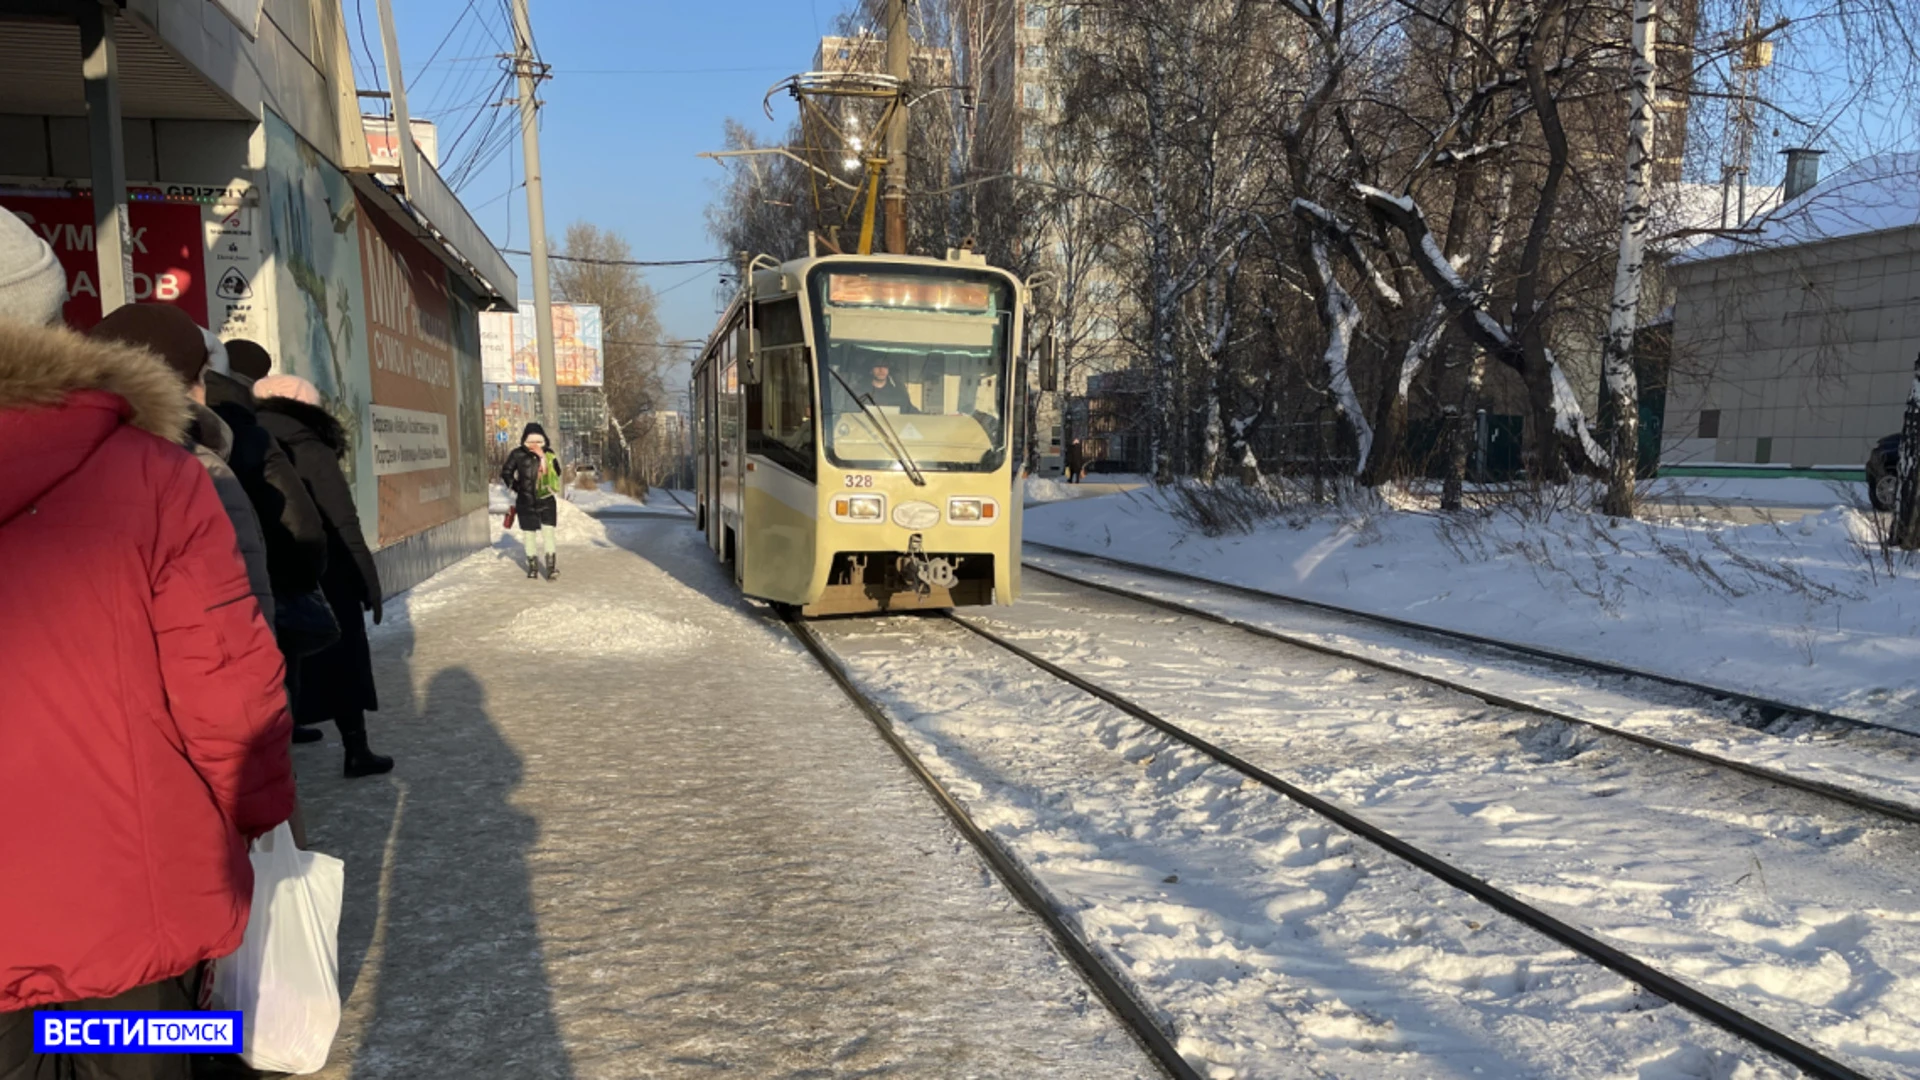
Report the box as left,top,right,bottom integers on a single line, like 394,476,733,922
294,503,1151,1078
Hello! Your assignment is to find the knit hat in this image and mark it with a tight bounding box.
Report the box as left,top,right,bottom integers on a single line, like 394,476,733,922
203,328,230,376
225,338,273,382
520,422,549,446
0,208,66,327
91,303,211,384
253,373,324,407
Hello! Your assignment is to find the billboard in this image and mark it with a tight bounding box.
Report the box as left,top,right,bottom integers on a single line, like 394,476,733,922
358,191,460,546
0,183,269,337
360,117,441,171
2,188,203,331
481,301,603,387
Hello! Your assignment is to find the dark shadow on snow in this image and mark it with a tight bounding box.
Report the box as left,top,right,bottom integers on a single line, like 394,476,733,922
278,568,571,1079
333,667,572,1079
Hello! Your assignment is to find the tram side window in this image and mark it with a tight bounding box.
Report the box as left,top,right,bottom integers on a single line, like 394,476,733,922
747,346,816,480
719,327,740,450
757,297,805,348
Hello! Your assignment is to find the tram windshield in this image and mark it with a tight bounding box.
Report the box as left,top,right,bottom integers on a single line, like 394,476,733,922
810,266,1014,473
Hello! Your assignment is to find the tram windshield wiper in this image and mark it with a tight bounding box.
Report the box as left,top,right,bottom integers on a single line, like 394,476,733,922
827,365,927,486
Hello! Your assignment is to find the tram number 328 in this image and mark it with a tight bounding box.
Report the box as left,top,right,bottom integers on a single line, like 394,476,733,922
842,474,876,488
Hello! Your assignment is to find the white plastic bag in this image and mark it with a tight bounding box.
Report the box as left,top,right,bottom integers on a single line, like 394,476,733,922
210,822,345,1074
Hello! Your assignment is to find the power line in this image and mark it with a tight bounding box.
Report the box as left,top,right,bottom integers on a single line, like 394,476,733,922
501,250,731,267
655,264,724,297
354,0,386,101
555,66,795,76
413,0,485,84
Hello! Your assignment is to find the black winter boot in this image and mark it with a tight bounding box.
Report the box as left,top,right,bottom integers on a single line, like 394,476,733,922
546,553,557,580
341,725,394,778
527,552,540,578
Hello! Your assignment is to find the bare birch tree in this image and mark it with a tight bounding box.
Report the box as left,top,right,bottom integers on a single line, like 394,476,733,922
1599,0,1659,516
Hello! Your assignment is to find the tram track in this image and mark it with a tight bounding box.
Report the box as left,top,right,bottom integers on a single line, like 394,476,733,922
790,605,1888,1080
1024,544,1920,828
781,612,1204,1080
1025,541,1901,739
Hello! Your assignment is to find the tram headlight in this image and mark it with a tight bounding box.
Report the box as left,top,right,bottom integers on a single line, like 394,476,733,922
947,497,997,524
835,495,884,521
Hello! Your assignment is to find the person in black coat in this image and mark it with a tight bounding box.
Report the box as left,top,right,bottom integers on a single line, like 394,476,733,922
208,341,332,745
500,422,563,580
253,374,393,778
203,355,328,598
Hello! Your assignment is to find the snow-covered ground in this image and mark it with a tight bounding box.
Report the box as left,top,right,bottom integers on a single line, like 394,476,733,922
488,481,693,517
1025,485,1920,729
968,575,1920,1075
1644,475,1870,509
1026,548,1920,819
817,612,1813,1078
295,504,1156,1078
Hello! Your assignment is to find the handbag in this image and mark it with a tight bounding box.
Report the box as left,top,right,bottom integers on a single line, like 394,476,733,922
210,823,345,1074
503,505,517,529
276,589,341,658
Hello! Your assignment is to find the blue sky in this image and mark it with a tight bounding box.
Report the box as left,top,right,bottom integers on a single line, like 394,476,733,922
366,0,842,383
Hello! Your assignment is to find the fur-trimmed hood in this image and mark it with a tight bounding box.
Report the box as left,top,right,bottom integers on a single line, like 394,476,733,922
256,396,347,458
0,319,188,441
186,402,234,461
0,319,191,525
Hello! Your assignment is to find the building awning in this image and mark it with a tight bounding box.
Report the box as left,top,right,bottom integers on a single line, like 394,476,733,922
347,147,517,310
0,6,249,120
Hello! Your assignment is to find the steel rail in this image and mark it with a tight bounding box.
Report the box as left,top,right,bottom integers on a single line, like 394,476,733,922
1021,559,1920,828
941,611,1877,1080
780,613,1203,1080
1024,540,1907,740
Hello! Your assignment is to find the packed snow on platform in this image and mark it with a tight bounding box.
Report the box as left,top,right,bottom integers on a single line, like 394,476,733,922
313,506,1158,1079
1025,486,1920,727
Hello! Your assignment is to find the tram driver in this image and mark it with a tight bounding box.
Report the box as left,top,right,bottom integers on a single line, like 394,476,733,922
834,355,918,413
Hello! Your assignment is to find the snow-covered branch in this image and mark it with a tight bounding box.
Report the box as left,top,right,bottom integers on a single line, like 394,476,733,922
1292,199,1403,309
1305,236,1372,474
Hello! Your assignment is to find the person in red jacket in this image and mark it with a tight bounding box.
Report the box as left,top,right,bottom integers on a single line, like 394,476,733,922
0,212,296,1079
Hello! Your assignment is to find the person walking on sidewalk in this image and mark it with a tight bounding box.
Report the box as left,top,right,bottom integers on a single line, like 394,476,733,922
253,375,394,778
0,212,295,1079
501,422,563,580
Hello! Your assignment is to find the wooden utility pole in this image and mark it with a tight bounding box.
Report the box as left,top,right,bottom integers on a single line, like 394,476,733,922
883,0,909,254
511,0,560,435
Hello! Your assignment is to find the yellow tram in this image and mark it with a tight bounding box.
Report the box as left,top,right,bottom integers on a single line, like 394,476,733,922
693,248,1031,616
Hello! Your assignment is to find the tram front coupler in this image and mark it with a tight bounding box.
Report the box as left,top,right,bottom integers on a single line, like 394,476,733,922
901,534,959,596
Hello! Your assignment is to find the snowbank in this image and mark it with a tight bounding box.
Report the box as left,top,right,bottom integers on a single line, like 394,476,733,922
565,482,643,513
1026,487,1920,727
1643,475,1868,509
1023,477,1074,504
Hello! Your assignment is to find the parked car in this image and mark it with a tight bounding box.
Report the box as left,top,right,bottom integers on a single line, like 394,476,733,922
1867,433,1902,511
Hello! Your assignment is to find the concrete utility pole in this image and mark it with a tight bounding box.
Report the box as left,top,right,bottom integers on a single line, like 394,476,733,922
80,3,132,312
883,0,909,255
510,0,560,436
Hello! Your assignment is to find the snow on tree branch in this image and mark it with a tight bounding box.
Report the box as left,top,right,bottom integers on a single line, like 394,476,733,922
1305,235,1372,474
1292,199,1403,308
1549,351,1612,470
